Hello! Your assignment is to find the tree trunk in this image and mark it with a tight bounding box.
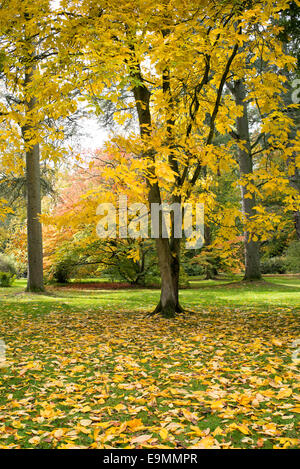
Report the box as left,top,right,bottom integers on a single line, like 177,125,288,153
295,208,300,241
281,44,300,240
286,134,300,240
23,65,44,292
131,63,182,317
152,238,182,318
287,160,300,240
149,185,182,318
231,80,262,281
25,143,44,291
204,222,217,280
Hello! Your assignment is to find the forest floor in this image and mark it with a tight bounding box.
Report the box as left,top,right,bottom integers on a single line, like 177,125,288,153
0,276,299,449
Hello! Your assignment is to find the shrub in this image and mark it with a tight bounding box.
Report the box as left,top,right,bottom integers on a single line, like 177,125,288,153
179,269,190,288
183,260,205,277
51,261,73,284
142,268,190,288
0,271,16,287
285,241,300,273
0,255,17,286
0,254,17,275
260,257,286,274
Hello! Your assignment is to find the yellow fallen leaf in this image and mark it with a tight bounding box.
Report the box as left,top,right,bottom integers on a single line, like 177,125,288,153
28,436,40,445
40,407,61,419
130,434,152,445
272,338,283,347
72,365,85,372
210,400,225,410
79,405,92,413
159,428,169,440
190,436,217,449
79,419,92,427
11,421,24,429
127,418,144,431
277,388,293,399
182,409,198,422
212,426,223,436
191,335,203,341
190,425,205,437
262,423,278,436
53,429,64,438
238,395,252,406
228,423,250,435
291,407,300,414
114,403,126,412
237,424,250,435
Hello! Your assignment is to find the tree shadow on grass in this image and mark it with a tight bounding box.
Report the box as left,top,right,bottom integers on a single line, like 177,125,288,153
191,278,300,292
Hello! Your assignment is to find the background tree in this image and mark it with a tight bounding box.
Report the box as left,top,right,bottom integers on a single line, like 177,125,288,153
0,0,80,290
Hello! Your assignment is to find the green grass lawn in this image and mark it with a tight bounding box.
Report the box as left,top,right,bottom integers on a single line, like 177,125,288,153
0,276,299,449
2,275,300,311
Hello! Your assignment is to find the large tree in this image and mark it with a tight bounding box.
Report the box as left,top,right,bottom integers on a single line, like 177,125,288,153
0,1,79,291
228,80,262,281
55,0,298,316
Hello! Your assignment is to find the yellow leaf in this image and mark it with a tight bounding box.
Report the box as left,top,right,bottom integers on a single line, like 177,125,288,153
182,409,198,422
210,400,225,410
127,418,144,432
190,436,217,449
28,436,40,445
190,425,205,437
277,388,293,399
73,365,85,372
228,423,251,435
291,407,300,414
212,426,223,436
53,429,64,439
130,434,152,445
272,338,283,347
79,419,92,427
114,403,126,411
159,428,169,440
80,405,92,413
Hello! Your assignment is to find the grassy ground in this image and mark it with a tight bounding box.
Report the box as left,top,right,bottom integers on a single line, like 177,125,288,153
0,276,299,449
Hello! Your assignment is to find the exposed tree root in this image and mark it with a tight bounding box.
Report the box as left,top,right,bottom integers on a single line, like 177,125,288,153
146,301,195,318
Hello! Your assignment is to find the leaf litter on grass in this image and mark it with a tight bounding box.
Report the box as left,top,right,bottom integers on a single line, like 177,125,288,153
0,304,299,449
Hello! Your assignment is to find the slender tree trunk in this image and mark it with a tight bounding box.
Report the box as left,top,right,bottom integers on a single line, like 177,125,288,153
288,160,300,240
131,60,182,317
23,65,44,292
230,80,262,281
148,185,182,318
204,223,217,280
285,120,300,240
25,143,44,291
281,44,300,240
152,238,180,318
295,207,300,240
153,60,184,316
202,167,217,278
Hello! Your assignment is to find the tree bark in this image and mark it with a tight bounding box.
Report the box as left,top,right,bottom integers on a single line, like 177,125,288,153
203,165,217,280
230,80,262,281
284,95,300,240
131,57,182,317
281,43,300,240
204,223,217,280
23,65,44,292
148,185,183,318
287,157,300,240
